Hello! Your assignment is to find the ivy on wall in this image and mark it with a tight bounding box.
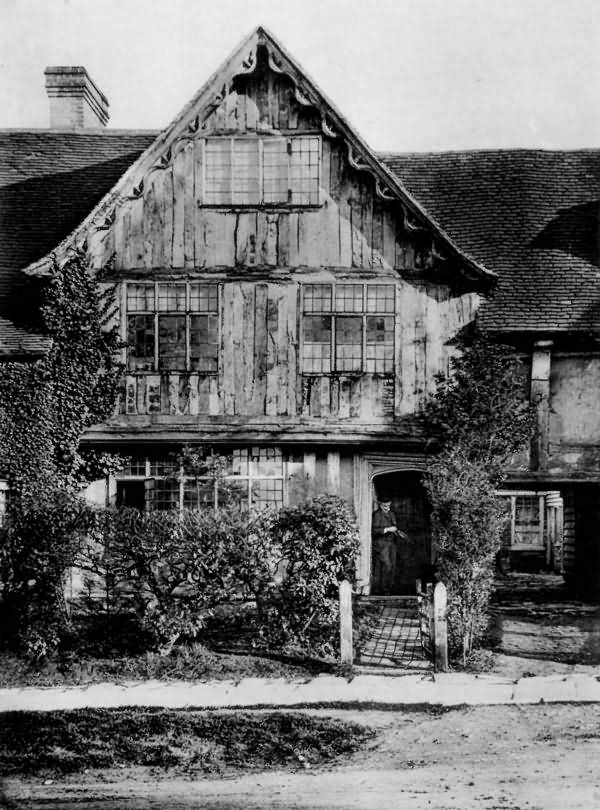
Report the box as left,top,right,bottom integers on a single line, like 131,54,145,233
0,250,123,494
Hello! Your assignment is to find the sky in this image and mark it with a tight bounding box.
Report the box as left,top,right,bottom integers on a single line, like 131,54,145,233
1,0,600,151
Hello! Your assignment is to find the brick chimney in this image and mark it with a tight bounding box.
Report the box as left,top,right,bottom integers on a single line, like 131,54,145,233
44,66,109,128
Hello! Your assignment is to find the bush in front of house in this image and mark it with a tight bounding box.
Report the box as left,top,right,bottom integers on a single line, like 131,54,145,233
0,487,96,660
85,495,358,659
261,495,360,657
423,332,536,665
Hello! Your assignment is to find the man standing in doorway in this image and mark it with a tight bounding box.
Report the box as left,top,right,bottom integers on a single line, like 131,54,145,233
372,497,407,594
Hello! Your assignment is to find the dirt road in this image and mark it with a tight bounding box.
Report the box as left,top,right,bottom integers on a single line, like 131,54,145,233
4,704,600,809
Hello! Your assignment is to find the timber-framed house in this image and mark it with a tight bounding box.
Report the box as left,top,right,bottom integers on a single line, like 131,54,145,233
2,27,600,598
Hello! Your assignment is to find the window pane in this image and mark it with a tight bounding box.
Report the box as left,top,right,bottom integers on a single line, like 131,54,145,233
263,139,288,203
232,448,249,476
189,283,218,312
365,316,394,373
250,447,283,477
302,315,332,373
251,478,283,508
119,457,147,477
190,314,219,373
158,315,186,371
335,316,362,372
367,284,395,313
289,137,320,205
154,478,179,511
149,459,178,477
515,495,542,545
205,139,231,204
232,140,260,205
303,284,332,313
127,314,155,371
183,480,214,510
158,283,186,312
219,479,249,508
335,284,364,313
127,283,154,312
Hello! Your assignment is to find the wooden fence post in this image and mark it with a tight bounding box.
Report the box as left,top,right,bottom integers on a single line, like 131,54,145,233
433,581,448,672
339,580,353,665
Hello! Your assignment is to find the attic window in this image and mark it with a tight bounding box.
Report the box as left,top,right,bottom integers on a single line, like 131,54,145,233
203,136,320,206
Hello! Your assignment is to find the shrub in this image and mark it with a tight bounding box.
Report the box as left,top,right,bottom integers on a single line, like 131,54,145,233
88,505,278,654
423,333,536,664
0,487,95,659
263,495,360,656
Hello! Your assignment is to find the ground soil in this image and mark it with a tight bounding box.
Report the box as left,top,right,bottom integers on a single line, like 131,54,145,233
4,703,600,809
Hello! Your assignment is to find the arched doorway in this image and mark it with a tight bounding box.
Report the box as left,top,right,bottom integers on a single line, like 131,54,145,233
371,470,432,595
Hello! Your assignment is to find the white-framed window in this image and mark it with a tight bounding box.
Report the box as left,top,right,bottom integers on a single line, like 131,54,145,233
203,136,321,206
116,448,284,511
126,282,219,373
302,283,395,374
498,490,563,549
0,481,8,527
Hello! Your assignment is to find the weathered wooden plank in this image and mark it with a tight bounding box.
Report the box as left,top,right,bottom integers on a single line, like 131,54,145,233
162,168,174,269
135,375,145,415
320,375,331,417
425,285,441,396
327,451,341,494
146,375,161,414
172,147,186,268
197,375,211,414
184,142,196,268
149,173,165,269
235,212,258,266
382,206,397,269
178,373,190,415
253,283,268,414
287,283,299,416
167,374,180,415
265,290,280,417
303,452,317,499
287,212,300,266
125,376,137,414
234,285,249,412
371,196,385,268
221,285,236,415
188,373,199,416
349,378,361,418
209,376,221,416
338,377,352,419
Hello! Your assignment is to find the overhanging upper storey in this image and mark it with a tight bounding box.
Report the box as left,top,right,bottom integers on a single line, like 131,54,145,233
23,26,496,290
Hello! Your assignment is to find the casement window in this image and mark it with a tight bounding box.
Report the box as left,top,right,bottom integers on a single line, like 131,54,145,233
499,491,563,551
116,448,284,511
0,481,8,527
203,136,320,206
126,282,219,373
302,283,395,374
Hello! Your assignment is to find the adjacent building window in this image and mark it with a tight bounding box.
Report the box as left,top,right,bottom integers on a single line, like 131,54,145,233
126,282,219,373
116,448,284,511
499,491,559,548
203,136,320,206
302,283,395,374
0,481,8,527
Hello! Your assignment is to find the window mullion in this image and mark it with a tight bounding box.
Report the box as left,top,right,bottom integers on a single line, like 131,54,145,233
362,313,367,373
201,139,206,205
331,313,336,374
230,138,234,204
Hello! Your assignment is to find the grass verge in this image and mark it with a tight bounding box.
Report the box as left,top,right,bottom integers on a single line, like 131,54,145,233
0,708,375,777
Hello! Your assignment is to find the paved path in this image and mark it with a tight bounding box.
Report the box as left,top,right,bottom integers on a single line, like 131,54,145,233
357,597,430,672
2,669,600,713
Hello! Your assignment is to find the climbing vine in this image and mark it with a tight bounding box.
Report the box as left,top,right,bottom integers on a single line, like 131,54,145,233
0,249,123,493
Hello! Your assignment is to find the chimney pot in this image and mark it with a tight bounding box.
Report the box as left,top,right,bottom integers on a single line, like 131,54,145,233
44,66,109,128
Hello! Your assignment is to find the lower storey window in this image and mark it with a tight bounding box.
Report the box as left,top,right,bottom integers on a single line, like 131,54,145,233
116,448,284,511
499,490,563,550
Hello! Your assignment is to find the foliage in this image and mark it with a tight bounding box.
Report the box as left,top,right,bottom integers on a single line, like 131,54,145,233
88,505,278,654
0,487,96,659
0,249,122,493
85,495,358,658
263,495,360,656
423,332,536,664
0,249,123,657
0,708,374,777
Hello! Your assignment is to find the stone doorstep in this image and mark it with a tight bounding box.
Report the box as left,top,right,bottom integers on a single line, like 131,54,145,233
1,672,600,712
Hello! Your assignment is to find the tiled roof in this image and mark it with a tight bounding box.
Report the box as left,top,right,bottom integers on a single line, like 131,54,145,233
2,131,600,343
0,316,52,357
0,129,156,354
380,149,600,333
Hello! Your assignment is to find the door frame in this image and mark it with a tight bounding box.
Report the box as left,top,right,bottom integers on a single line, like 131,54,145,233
354,452,429,594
